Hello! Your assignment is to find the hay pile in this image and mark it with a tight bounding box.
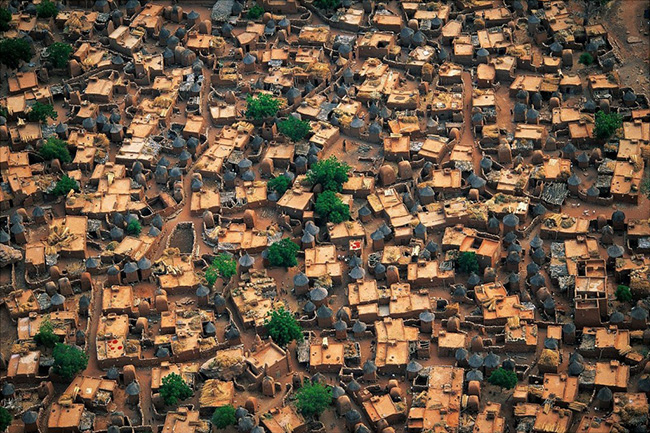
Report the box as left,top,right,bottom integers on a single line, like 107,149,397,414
538,348,559,367
152,96,173,109
46,223,78,256
199,379,232,407
306,62,331,79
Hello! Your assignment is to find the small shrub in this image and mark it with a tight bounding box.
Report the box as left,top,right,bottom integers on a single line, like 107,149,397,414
615,285,632,302
488,367,518,389
246,94,280,119
52,175,80,196
265,307,303,347
278,116,311,142
40,137,71,163
205,253,237,285
247,4,264,19
315,190,349,223
642,174,650,199
47,42,73,69
267,175,292,196
126,219,142,236
595,111,622,139
294,382,332,418
36,0,59,18
0,38,32,69
52,343,88,380
28,102,57,123
35,318,60,348
159,372,193,406
579,52,594,65
267,238,300,268
211,405,236,429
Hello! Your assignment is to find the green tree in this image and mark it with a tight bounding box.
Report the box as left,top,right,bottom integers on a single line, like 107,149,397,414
267,238,300,268
278,116,311,142
52,343,88,380
268,175,292,196
159,372,193,406
315,190,349,223
313,0,340,10
47,42,73,68
35,318,60,348
205,253,237,285
579,52,594,65
52,175,80,196
264,307,303,347
0,38,32,69
295,382,332,418
457,251,479,274
28,102,58,123
615,285,632,302
0,8,13,32
211,405,236,429
126,219,142,236
36,0,59,18
488,368,518,389
247,4,264,19
306,156,350,192
40,137,71,163
0,407,12,433
595,111,622,139
246,94,280,119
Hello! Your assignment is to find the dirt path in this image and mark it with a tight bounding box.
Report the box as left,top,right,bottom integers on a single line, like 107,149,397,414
599,0,650,96
461,71,482,174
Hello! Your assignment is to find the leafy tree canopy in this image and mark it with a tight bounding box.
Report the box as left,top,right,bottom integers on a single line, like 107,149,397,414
28,102,58,123
267,175,292,196
247,4,264,19
0,8,13,32
0,407,12,432
265,307,303,347
36,0,59,18
211,405,236,429
126,219,142,236
488,368,518,389
160,372,193,406
267,238,299,268
246,94,280,119
306,156,350,192
40,137,71,163
52,175,80,196
0,38,32,69
457,251,479,274
278,116,311,142
595,111,622,139
579,52,594,65
47,42,73,69
53,343,88,380
35,318,60,348
205,253,237,286
313,0,341,10
615,285,632,302
295,382,332,418
315,190,349,223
